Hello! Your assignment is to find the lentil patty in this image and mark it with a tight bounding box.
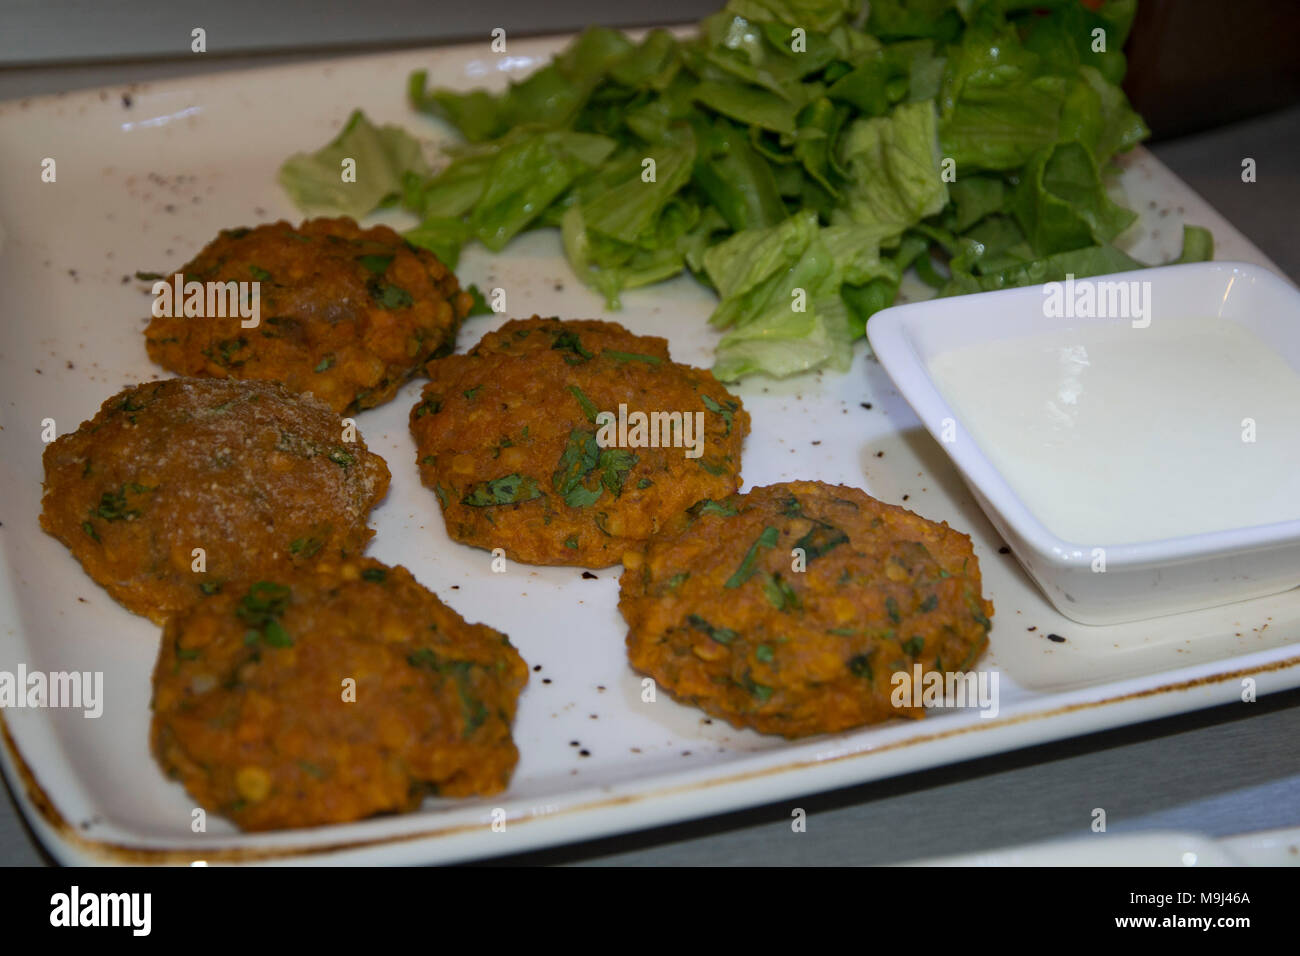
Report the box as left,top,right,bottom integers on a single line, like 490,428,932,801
40,378,390,624
151,559,528,831
410,317,749,568
144,217,472,413
620,481,993,737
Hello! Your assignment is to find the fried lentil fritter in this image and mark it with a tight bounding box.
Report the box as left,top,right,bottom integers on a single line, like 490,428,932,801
151,559,528,831
410,317,750,568
40,378,390,624
144,217,473,413
620,481,993,738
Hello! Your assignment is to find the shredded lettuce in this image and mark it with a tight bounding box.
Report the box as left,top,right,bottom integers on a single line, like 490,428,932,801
835,99,948,242
278,110,428,218
279,0,1208,382
703,210,899,378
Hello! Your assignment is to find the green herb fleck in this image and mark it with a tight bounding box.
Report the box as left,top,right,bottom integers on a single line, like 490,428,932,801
201,337,248,368
552,428,603,508
700,394,738,436
262,619,293,647
724,526,779,589
760,572,801,612
357,253,394,275
793,520,848,562
462,474,542,507
406,650,488,737
464,284,491,317
742,671,774,702
691,498,738,517
289,536,323,558
91,484,151,521
368,278,413,309
551,329,593,364
568,384,599,423
598,448,638,498
603,349,662,366
687,614,737,644
236,581,293,648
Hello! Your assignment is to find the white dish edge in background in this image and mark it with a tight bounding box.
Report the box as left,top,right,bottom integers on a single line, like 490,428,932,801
905,823,1300,867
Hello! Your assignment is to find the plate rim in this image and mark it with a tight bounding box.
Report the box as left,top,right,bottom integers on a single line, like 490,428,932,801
6,642,1299,865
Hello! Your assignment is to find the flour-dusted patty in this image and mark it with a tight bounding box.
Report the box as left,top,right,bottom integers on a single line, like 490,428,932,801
144,217,473,413
620,481,993,738
410,317,749,568
151,559,528,831
40,378,390,624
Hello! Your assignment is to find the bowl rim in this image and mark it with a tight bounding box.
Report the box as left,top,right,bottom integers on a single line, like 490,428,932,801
866,260,1300,570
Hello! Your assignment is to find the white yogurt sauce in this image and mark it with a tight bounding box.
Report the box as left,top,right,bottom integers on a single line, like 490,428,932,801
928,316,1300,545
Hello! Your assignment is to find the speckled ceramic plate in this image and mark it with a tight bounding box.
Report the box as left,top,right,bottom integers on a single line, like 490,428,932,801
2,32,1298,866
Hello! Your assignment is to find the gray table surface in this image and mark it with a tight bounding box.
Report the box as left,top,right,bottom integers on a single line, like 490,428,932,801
2,36,1298,867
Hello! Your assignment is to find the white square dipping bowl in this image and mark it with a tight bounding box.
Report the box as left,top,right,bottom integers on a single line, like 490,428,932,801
866,261,1300,626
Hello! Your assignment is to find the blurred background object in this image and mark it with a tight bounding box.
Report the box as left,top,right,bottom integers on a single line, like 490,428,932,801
1122,0,1300,139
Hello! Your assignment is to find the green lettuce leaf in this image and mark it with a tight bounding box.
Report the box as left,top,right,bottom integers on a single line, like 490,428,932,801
691,116,787,231
940,243,1143,296
279,110,429,218
411,27,636,142
403,216,469,269
1010,141,1137,255
724,0,861,33
469,131,616,251
836,99,948,242
704,211,897,379
937,16,1066,172
1175,225,1214,264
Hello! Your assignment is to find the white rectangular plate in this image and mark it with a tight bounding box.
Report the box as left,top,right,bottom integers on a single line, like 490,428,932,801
1,32,1297,866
